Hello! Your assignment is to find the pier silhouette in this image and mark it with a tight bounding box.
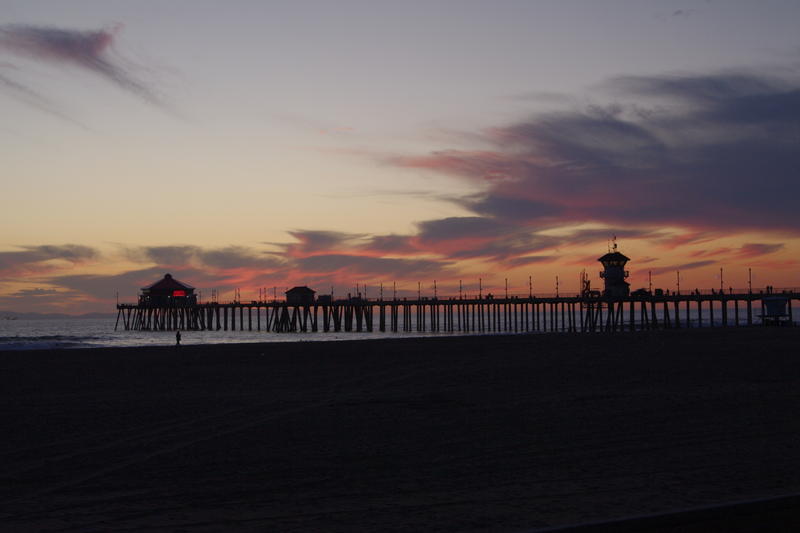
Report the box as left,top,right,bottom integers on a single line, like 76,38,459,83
116,247,797,334
115,286,796,333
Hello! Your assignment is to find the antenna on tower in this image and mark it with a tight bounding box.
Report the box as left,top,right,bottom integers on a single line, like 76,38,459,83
612,235,618,252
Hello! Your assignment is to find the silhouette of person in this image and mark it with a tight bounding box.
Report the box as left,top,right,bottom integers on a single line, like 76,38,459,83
176,330,182,347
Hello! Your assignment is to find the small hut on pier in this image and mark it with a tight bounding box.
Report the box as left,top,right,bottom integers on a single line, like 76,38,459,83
599,242,630,299
139,274,197,307
286,286,315,305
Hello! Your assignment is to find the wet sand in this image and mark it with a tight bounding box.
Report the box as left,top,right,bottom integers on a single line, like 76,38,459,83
1,327,800,532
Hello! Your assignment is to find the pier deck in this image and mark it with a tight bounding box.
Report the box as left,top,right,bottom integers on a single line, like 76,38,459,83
116,290,797,334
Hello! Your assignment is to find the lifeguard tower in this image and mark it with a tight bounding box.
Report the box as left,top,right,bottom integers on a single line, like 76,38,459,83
761,295,792,326
598,239,630,300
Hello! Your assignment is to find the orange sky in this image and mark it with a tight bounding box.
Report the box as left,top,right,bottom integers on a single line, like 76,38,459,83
2,3,799,313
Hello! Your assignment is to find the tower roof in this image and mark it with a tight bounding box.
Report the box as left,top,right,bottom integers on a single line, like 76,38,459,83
142,273,195,291
598,251,630,263
286,286,315,295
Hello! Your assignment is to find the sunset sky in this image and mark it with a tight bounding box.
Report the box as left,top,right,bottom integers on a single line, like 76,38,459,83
2,0,799,313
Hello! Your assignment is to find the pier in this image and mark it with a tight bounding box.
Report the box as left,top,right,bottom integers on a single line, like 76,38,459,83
115,289,797,334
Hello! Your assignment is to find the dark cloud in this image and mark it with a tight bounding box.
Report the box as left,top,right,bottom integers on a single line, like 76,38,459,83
687,247,731,258
127,245,284,270
416,217,509,243
198,246,285,270
646,260,717,276
504,255,557,267
390,70,800,234
281,230,366,256
0,24,163,106
134,245,196,266
466,195,563,222
0,244,98,271
295,254,449,278
11,288,60,297
362,234,416,254
446,233,557,261
737,243,784,258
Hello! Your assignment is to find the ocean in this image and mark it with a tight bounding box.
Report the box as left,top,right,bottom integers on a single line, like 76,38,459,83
1,301,794,350
0,317,459,350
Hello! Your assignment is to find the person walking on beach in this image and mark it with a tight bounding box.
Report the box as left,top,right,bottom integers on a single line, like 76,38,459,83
176,330,182,348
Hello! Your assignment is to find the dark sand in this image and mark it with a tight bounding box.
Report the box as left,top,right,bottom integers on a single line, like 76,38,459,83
1,328,800,532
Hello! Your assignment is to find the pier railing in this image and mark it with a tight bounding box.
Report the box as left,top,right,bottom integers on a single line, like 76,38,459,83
116,289,798,334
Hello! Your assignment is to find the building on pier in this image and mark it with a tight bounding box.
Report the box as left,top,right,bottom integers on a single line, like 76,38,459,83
139,273,197,307
286,286,316,305
598,242,630,300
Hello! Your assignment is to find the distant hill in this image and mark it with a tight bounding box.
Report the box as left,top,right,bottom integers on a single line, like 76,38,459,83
0,311,115,320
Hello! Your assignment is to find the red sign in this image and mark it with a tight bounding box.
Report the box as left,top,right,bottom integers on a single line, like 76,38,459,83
172,290,186,297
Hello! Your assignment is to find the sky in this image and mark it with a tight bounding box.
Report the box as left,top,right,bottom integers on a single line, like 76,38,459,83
1,0,799,313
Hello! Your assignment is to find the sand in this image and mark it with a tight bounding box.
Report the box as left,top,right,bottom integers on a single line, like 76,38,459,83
1,327,800,532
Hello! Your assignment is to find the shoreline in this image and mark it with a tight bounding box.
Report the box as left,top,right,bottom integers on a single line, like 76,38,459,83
2,323,794,355
2,327,799,531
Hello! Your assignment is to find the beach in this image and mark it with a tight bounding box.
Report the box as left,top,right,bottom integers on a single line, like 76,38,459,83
1,327,800,532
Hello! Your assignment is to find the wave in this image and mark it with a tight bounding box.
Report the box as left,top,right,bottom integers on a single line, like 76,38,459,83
0,335,106,351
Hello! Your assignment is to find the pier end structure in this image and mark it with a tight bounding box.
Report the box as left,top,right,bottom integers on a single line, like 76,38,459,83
139,273,197,307
598,242,630,300
286,286,316,305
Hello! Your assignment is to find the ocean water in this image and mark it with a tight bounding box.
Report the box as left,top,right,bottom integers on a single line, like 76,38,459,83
1,301,795,351
0,317,465,351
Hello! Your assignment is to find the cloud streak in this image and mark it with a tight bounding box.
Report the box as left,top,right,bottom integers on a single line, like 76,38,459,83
0,69,84,125
0,24,164,106
0,244,98,276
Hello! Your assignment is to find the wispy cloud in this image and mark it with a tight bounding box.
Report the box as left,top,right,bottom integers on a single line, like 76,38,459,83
295,254,450,278
125,245,285,271
645,260,717,276
736,243,784,258
0,244,98,276
0,68,84,125
0,24,166,108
